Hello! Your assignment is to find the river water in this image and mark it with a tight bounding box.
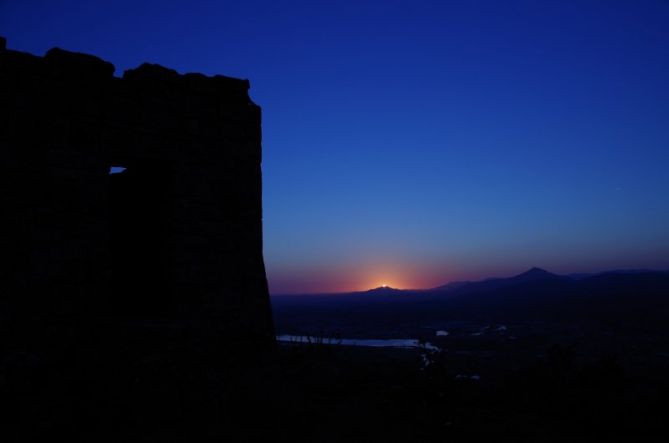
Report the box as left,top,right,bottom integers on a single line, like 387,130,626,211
276,335,439,351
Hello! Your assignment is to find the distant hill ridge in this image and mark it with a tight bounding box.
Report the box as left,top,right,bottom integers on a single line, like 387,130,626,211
351,267,566,297
365,286,404,295
272,267,669,298
426,267,566,296
271,268,669,336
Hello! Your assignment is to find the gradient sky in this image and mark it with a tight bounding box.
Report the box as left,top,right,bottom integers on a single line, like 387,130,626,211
3,0,669,293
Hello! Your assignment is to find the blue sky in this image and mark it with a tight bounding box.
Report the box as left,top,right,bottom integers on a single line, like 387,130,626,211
3,0,669,293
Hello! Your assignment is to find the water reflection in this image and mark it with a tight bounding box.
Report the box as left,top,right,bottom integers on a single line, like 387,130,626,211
276,335,439,351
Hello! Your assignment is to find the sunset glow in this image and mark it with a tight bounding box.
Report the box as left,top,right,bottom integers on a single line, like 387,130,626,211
266,257,459,294
4,1,669,438
5,1,667,296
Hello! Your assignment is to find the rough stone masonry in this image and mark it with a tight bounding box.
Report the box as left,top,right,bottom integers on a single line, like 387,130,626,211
0,37,274,345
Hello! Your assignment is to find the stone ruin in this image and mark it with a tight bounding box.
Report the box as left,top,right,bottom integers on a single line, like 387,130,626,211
0,37,274,345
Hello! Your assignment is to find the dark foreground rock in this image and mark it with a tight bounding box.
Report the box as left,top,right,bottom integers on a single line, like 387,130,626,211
2,338,668,442
0,39,273,345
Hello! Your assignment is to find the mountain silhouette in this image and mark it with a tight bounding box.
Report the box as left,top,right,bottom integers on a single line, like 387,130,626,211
365,286,403,295
428,267,565,298
513,267,559,281
272,269,669,336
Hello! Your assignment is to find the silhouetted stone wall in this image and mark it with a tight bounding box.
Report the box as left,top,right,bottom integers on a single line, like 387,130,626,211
0,39,273,345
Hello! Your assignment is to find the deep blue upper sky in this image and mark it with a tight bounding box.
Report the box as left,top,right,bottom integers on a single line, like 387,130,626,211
3,0,669,293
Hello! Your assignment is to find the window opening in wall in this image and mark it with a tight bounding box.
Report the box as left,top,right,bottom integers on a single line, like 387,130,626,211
109,166,127,174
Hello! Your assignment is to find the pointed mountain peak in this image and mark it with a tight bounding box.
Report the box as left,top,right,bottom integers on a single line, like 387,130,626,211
523,267,551,275
365,285,402,294
514,267,558,281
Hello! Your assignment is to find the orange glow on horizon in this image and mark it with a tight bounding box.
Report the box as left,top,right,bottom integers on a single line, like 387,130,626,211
268,259,463,294
357,266,436,292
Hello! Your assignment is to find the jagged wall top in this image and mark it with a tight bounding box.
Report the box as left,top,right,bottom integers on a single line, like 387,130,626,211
0,36,274,345
0,37,253,104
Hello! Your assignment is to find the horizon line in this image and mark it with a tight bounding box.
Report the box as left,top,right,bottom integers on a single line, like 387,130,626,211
269,267,668,296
